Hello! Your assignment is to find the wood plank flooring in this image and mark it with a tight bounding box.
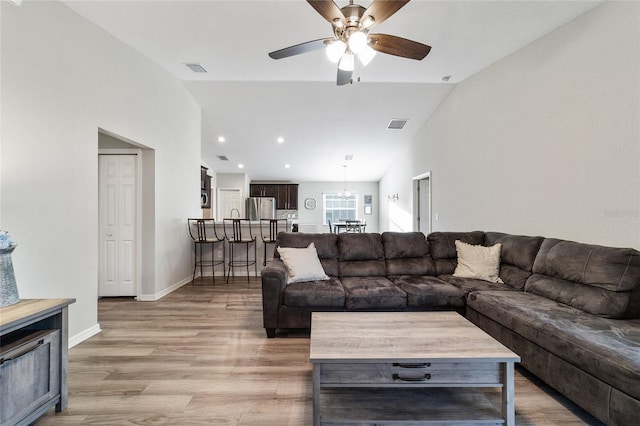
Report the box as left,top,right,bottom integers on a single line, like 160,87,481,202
36,277,604,425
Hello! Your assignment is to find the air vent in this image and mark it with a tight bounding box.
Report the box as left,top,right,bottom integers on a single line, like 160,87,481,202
184,63,207,73
387,119,408,130
345,155,354,161
217,155,229,161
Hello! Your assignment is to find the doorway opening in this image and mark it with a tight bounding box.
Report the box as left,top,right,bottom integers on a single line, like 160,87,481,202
413,172,432,234
98,129,155,299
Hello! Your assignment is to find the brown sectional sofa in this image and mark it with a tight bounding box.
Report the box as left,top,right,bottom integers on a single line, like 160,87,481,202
260,230,640,424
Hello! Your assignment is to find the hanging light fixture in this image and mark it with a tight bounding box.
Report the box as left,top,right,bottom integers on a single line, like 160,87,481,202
340,165,351,198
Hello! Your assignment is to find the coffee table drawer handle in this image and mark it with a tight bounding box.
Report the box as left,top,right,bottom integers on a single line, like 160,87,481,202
392,373,431,382
393,363,431,368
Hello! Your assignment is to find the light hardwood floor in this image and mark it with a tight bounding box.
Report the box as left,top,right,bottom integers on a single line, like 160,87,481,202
36,277,603,425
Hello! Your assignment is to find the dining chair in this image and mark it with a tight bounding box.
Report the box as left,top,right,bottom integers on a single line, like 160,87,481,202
345,220,362,233
187,218,225,284
328,220,334,234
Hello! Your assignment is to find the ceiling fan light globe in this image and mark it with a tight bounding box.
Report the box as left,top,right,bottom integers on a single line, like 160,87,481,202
359,45,376,66
338,53,355,71
326,40,346,63
348,31,368,54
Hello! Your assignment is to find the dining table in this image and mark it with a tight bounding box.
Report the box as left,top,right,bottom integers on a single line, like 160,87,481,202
332,221,366,233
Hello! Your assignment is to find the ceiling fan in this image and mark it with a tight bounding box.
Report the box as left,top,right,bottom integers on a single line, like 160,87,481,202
268,0,431,86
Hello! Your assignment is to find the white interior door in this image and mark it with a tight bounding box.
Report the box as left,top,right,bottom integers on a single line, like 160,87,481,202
99,155,137,296
218,188,242,219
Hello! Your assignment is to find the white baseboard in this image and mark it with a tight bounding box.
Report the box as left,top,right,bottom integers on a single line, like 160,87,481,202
137,275,192,301
69,323,101,348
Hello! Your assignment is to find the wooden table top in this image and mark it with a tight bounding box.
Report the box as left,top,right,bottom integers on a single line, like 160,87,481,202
0,298,75,331
310,311,520,364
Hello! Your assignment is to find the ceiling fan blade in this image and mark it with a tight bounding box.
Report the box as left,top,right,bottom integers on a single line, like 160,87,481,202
362,0,410,28
369,33,431,60
307,0,346,26
269,38,333,59
337,67,353,86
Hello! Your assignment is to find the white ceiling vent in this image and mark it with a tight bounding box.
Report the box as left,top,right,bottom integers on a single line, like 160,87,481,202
217,155,229,161
344,154,354,161
184,63,207,73
387,119,408,130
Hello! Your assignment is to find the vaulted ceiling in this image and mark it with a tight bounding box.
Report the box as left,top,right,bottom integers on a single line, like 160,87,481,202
63,0,601,181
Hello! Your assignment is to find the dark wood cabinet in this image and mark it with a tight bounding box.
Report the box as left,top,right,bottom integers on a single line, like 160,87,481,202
250,183,298,210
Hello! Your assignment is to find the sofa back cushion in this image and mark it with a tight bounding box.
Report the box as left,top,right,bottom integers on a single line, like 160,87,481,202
427,231,485,275
275,232,339,277
527,238,640,318
382,232,436,276
338,233,386,277
484,232,544,290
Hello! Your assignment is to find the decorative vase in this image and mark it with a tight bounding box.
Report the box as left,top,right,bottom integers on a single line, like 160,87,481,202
0,245,20,307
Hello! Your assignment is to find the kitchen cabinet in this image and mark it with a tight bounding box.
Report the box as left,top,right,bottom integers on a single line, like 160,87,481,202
277,184,298,210
250,183,298,210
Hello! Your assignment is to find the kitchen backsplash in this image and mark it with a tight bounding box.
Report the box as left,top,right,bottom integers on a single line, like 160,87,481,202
277,210,298,220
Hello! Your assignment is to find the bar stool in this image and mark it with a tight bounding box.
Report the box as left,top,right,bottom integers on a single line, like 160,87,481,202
260,219,288,266
223,218,257,283
187,218,225,284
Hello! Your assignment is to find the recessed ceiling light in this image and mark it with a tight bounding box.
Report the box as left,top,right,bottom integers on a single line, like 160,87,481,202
285,164,291,169
217,136,226,143
277,137,285,144
238,164,244,169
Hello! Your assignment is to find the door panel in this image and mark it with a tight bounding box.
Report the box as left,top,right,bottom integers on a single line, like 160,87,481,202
99,155,137,297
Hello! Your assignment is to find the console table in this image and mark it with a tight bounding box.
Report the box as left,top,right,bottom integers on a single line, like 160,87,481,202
0,298,75,426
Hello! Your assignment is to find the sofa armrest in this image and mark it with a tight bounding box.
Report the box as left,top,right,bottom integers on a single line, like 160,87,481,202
261,259,289,336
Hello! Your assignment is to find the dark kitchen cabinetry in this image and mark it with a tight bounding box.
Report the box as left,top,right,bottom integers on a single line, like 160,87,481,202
250,183,298,210
277,184,298,210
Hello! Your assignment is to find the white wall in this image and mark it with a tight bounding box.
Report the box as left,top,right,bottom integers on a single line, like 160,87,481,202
1,1,201,344
380,1,640,249
297,182,379,233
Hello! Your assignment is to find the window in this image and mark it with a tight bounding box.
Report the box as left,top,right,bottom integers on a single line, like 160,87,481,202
323,193,358,225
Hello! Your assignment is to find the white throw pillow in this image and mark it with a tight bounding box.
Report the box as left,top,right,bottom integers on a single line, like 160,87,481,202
277,242,330,284
453,240,504,283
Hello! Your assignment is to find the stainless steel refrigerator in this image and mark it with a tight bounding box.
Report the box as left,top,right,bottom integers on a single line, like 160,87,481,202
246,197,276,220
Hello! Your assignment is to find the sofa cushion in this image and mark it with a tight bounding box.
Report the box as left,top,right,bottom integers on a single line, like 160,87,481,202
338,233,387,277
453,241,503,283
277,243,329,284
382,232,429,258
382,232,436,276
275,232,339,276
484,232,544,290
439,275,518,294
282,277,345,308
427,231,485,275
340,277,407,310
392,276,466,309
467,290,640,401
529,238,640,318
338,233,384,260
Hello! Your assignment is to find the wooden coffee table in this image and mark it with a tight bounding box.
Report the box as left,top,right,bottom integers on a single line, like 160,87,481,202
310,311,520,425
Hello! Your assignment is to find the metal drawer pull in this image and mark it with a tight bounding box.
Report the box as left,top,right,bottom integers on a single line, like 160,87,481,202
0,339,45,365
393,363,430,368
393,373,431,382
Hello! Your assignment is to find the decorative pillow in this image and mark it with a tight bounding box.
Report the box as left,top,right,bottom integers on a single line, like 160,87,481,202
453,240,504,283
277,242,330,284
